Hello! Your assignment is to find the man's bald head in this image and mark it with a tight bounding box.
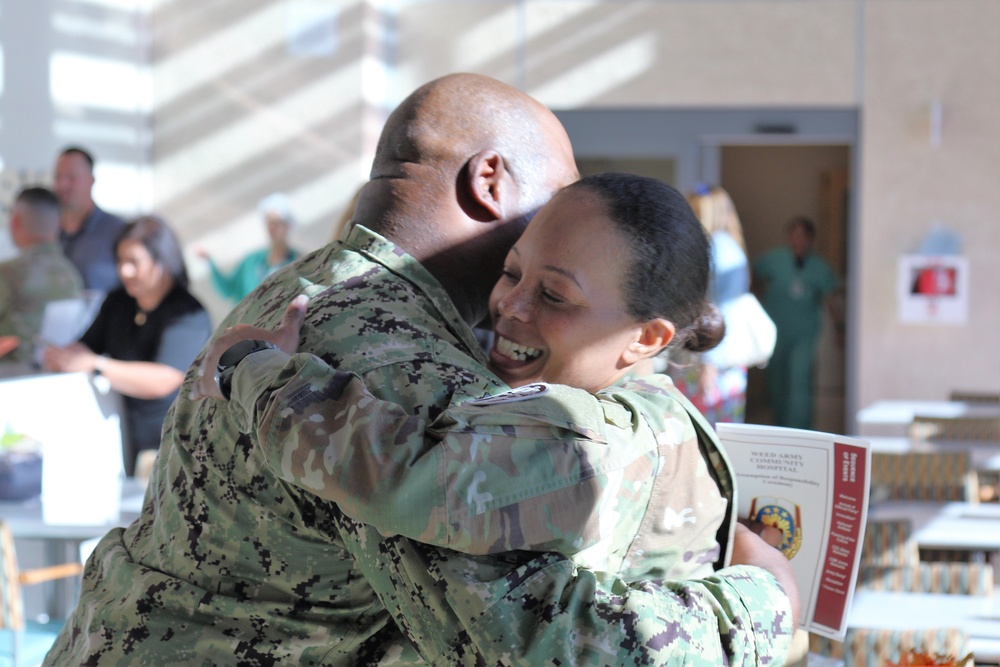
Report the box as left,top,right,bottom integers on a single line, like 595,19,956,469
353,73,577,326
359,73,576,234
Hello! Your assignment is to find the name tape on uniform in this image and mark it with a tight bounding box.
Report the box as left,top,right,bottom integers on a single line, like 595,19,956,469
468,383,550,406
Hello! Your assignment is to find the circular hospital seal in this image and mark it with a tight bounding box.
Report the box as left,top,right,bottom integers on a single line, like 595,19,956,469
468,383,551,406
749,495,803,560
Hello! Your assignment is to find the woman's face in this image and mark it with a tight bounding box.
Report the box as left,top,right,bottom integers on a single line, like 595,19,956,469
487,189,645,393
117,239,164,300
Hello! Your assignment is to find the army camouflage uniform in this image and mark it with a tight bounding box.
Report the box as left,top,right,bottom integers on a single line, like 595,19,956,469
0,242,83,363
45,225,793,666
229,360,733,583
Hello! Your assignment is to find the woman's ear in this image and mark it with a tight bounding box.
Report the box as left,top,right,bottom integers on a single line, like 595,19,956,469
622,318,675,365
460,149,510,222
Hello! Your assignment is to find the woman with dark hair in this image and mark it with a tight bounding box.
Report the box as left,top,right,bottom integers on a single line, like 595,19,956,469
200,174,793,592
43,215,211,473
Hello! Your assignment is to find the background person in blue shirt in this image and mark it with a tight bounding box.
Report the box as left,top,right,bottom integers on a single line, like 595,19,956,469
54,146,126,294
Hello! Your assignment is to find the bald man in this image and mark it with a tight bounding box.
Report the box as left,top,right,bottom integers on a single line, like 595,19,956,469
46,74,794,666
0,187,83,363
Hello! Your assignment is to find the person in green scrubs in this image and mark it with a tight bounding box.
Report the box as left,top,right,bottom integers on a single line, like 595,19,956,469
197,193,300,304
753,216,841,429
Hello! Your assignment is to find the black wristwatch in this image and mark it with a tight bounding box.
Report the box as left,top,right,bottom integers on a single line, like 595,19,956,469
215,339,278,400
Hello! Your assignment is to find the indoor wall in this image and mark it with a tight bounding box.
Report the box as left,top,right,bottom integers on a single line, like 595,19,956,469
2,0,997,423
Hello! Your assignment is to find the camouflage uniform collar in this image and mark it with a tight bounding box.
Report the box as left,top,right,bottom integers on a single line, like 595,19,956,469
344,224,488,364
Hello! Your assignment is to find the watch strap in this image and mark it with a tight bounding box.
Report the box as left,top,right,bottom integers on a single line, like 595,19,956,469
215,339,278,400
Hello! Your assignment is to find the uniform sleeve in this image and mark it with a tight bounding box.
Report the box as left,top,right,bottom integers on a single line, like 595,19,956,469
229,348,660,556
343,517,794,667
230,351,796,666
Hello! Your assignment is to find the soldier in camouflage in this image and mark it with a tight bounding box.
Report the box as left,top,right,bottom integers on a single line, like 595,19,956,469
204,173,801,664
46,74,794,666
215,174,752,587
0,187,83,364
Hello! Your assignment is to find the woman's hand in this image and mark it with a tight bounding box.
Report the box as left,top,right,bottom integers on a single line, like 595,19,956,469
738,516,784,548
192,295,308,400
41,342,100,373
730,522,801,630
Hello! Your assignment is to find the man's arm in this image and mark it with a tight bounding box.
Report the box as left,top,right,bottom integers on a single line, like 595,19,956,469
202,301,799,664
340,516,797,666
226,350,798,664
228,347,663,556
199,298,657,557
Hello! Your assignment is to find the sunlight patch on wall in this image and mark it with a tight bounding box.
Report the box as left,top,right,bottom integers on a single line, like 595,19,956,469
186,162,364,275
153,5,293,109
50,51,151,114
154,65,361,205
54,118,144,147
530,34,656,108
62,0,145,9
92,161,153,216
53,8,142,46
453,6,520,73
524,1,592,36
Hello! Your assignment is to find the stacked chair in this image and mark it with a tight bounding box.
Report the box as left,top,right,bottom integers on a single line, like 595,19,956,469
908,412,1000,504
0,521,83,666
870,450,978,505
949,391,1000,405
808,519,985,666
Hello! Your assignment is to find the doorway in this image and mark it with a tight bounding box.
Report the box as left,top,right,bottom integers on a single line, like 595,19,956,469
719,143,851,433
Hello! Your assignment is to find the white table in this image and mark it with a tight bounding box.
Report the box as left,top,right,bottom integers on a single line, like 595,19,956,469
0,477,146,619
867,436,1000,472
0,476,146,540
849,590,1000,662
868,501,1000,553
856,400,1000,437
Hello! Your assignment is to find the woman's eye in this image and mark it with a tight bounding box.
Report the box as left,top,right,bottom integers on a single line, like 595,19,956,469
542,290,564,304
501,268,520,283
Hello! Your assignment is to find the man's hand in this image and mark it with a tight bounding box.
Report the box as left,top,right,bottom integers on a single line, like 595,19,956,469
730,522,802,630
191,295,308,400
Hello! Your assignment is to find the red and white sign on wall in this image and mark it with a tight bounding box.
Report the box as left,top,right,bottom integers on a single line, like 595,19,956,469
898,255,969,325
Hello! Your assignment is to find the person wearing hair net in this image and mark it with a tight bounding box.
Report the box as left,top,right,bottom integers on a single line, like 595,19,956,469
197,193,300,304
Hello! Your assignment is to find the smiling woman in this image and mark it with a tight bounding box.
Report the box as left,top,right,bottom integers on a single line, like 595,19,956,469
488,173,724,393
41,216,211,474
207,173,761,588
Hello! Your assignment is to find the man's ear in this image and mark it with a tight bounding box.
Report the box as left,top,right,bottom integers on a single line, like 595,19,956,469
621,318,675,365
460,149,510,222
